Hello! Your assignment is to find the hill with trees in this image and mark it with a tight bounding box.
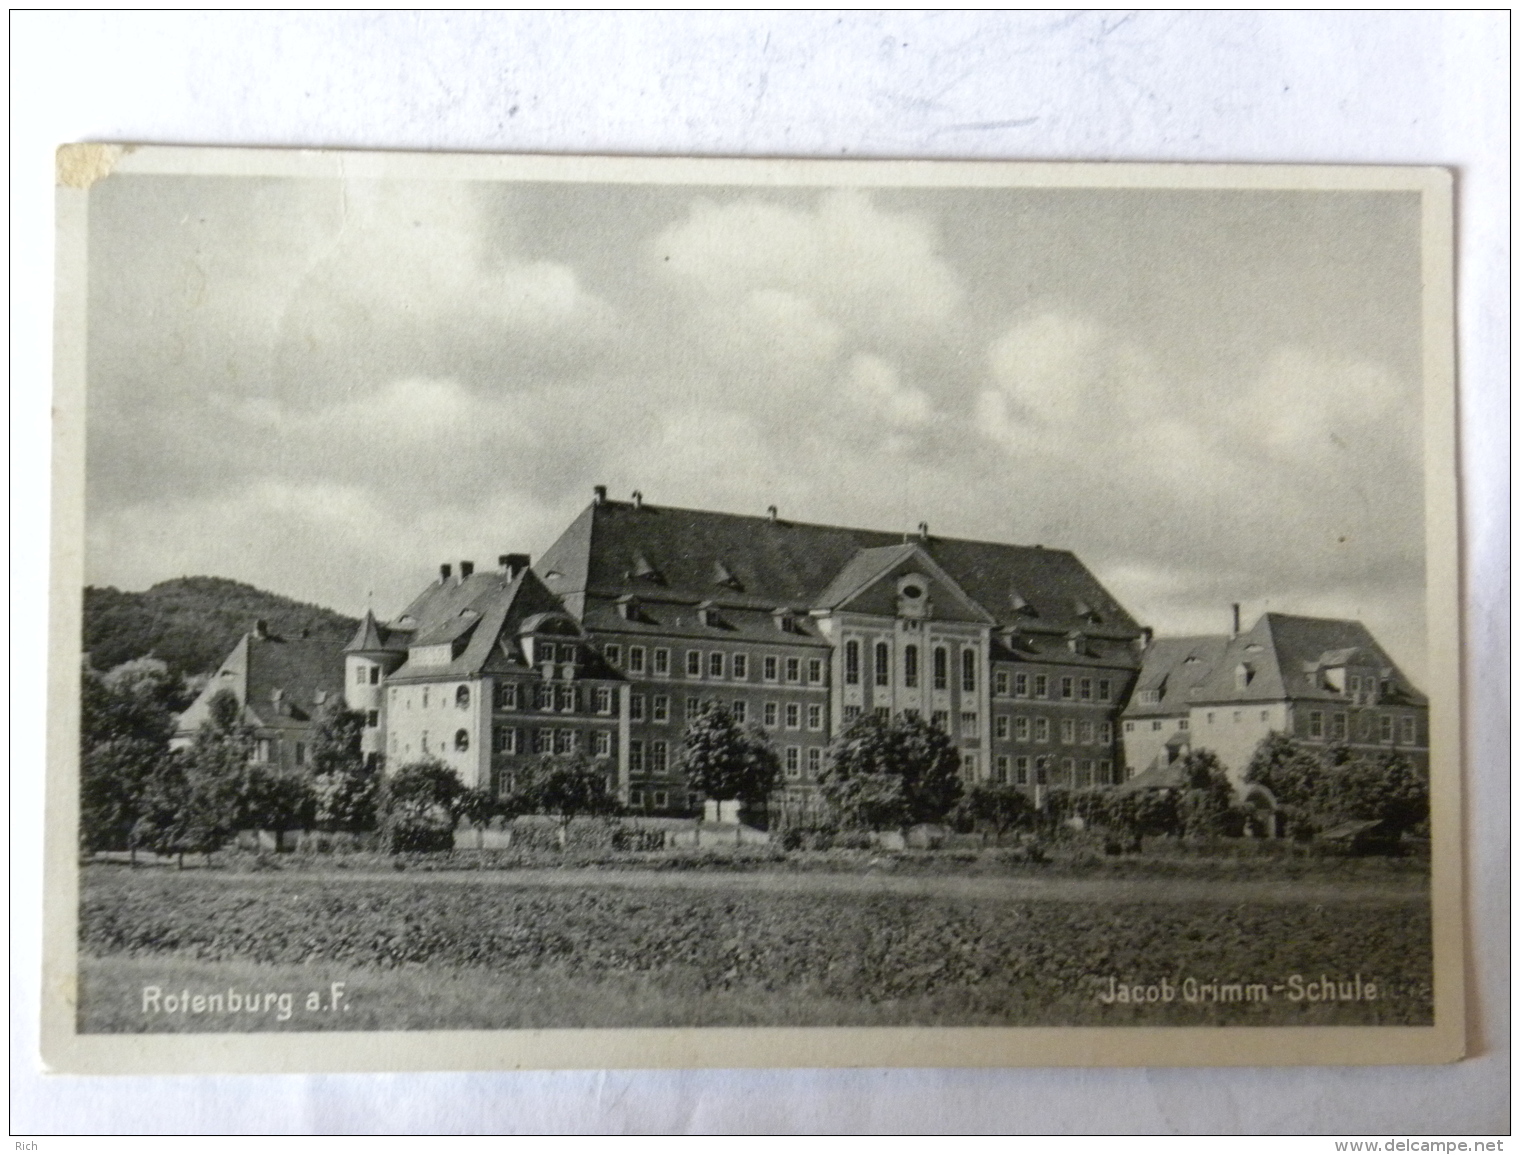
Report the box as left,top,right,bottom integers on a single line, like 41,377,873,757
83,576,359,680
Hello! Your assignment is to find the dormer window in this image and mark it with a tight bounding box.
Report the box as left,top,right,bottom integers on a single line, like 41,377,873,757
1234,663,1254,690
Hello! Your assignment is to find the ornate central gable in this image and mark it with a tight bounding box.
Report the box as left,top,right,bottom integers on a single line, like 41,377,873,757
814,544,993,623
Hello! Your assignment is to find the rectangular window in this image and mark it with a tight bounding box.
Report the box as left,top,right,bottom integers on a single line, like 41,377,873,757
994,715,1010,740
874,641,891,686
1098,679,1111,702
708,652,725,679
1034,718,1050,743
994,670,1009,696
354,666,365,685
1124,720,1135,733
629,789,643,807
1079,720,1094,744
994,755,1010,784
1033,674,1048,698
628,646,646,674
932,709,950,731
844,705,862,722
785,747,801,779
1099,721,1112,745
808,657,824,685
807,703,823,731
732,653,748,680
1061,757,1075,780
1015,755,1030,785
731,700,748,723
687,697,702,720
650,741,668,774
1060,676,1074,700
558,643,577,664
764,702,779,727
1061,718,1075,744
1400,716,1416,744
961,649,977,692
1308,711,1324,739
686,650,702,677
493,726,517,754
1153,720,1164,732
652,790,668,809
594,687,612,714
1079,678,1093,701
1014,673,1029,697
875,706,891,721
651,695,669,723
294,742,306,766
604,644,621,667
960,711,978,736
1378,714,1393,742
629,694,645,722
554,729,575,754
1035,757,1049,786
653,647,670,675
369,667,380,686
764,655,779,682
904,645,919,688
497,683,518,710
785,657,801,683
1331,713,1347,740
366,710,379,728
785,703,801,729
933,647,949,690
1098,759,1113,785
532,728,550,754
594,731,611,757
1177,719,1188,731
555,684,575,713
1015,716,1030,741
843,642,859,685
806,748,822,777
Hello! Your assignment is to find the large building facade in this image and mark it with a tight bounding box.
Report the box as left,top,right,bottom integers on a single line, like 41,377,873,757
356,490,1148,814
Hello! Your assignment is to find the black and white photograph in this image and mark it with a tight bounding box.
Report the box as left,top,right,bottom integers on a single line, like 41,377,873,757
45,147,1461,1072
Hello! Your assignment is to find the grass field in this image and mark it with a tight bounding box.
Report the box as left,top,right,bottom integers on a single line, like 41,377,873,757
78,861,1432,1031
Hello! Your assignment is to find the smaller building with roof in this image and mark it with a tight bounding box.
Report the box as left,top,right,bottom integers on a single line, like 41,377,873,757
1121,608,1429,795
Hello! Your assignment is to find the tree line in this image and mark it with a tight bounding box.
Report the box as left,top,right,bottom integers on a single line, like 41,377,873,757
80,659,1427,861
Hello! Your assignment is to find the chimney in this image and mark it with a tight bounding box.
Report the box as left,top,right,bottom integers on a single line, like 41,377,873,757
767,505,778,522
498,553,530,580
1135,626,1154,653
439,563,452,582
1231,603,1241,638
631,490,644,509
459,560,475,579
917,521,929,541
593,485,607,505
254,619,269,639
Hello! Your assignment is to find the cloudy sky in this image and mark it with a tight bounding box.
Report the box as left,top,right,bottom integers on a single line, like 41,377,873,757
84,171,1428,680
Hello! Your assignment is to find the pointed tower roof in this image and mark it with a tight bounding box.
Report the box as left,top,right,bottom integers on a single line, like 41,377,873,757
343,609,404,655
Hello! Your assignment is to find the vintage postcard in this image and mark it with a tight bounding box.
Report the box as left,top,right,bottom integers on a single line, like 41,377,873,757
44,146,1462,1073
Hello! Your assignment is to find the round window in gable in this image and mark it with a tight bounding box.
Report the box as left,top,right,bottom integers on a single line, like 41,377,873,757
901,585,924,600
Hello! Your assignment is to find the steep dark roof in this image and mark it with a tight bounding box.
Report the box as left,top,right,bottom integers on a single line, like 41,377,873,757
384,567,614,684
1124,613,1425,715
536,499,1142,638
176,628,346,736
344,609,406,655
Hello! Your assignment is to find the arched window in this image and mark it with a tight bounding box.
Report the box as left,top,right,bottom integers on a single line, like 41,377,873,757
455,685,471,710
933,647,949,690
903,644,919,688
454,728,470,752
962,648,976,692
844,640,860,685
874,641,890,686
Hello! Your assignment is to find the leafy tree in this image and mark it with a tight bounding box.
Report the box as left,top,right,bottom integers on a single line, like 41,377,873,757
457,786,501,849
309,698,378,833
820,771,909,833
821,712,963,832
517,751,620,847
674,704,781,806
1243,731,1429,836
182,688,258,852
378,759,467,853
1176,748,1236,838
959,781,1033,844
79,659,183,853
